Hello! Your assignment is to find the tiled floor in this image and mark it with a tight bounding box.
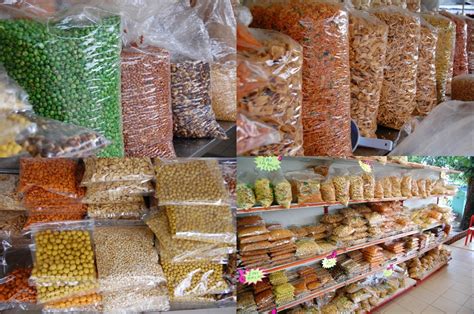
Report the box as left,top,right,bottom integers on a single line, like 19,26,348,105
374,238,474,314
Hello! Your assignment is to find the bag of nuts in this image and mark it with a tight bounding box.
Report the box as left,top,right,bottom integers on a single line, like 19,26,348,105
248,0,352,156
237,24,303,156
412,18,438,117
372,6,421,130
348,10,388,138
121,47,175,158
332,169,350,206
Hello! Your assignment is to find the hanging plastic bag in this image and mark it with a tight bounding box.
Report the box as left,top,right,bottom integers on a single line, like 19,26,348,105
371,6,421,130
0,5,123,157
145,210,234,264
154,159,230,206
332,169,350,206
254,177,273,208
248,0,352,156
285,171,324,204
348,167,364,201
236,173,256,210
270,171,292,208
389,172,402,197
121,47,175,158
440,11,469,77
421,13,455,102
412,18,438,116
348,10,388,138
361,172,375,199
237,24,304,156
390,101,474,155
401,172,413,197
237,112,281,155
164,204,235,244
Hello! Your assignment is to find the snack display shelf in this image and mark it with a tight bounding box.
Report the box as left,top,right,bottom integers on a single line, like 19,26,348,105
237,195,452,214
318,157,463,174
366,277,417,314
260,230,419,274
275,253,419,312
418,240,445,256
414,259,451,282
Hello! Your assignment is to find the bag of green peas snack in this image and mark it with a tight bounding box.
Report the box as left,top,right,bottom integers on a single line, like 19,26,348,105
0,5,124,157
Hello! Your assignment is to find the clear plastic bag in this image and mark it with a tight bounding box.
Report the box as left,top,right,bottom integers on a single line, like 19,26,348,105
463,16,474,74
332,169,350,205
389,173,402,197
348,10,388,138
0,6,123,157
164,205,235,244
0,211,27,235
81,157,154,185
101,285,170,313
374,179,384,199
412,18,438,116
236,182,256,210
211,62,236,122
219,159,236,207
362,172,375,199
15,113,110,158
0,174,23,211
171,60,226,139
421,13,455,103
145,210,233,263
321,178,336,202
440,11,469,77
372,6,421,130
237,111,281,155
29,221,98,303
254,177,273,208
154,159,230,206
401,173,413,198
82,182,151,204
271,172,292,208
406,0,420,12
248,0,352,156
162,261,229,299
18,158,79,197
0,113,35,158
93,221,166,292
43,293,102,313
390,101,474,155
286,171,324,204
0,65,31,114
22,186,84,211
87,202,148,220
348,167,364,201
121,47,175,158
237,25,304,156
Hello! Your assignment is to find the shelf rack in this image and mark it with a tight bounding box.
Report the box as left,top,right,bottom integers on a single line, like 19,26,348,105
367,278,417,313
237,195,451,215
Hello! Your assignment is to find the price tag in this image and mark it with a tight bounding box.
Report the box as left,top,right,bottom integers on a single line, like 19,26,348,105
358,160,373,173
238,268,265,285
255,156,282,172
322,250,337,269
384,264,394,277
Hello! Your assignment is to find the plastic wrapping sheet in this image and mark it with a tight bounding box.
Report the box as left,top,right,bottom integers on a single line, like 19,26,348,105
164,205,235,244
390,101,474,155
154,159,229,206
15,113,110,158
29,221,98,303
101,285,170,313
171,60,226,139
82,181,150,204
348,10,388,138
18,158,79,197
372,6,421,130
412,18,438,116
93,222,166,292
248,0,352,156
236,112,281,155
0,65,31,113
121,47,175,158
0,6,123,157
0,174,23,211
237,25,304,156
440,11,469,77
145,210,234,263
81,157,154,185
421,13,455,103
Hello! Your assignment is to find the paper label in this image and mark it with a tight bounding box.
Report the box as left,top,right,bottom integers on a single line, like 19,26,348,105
322,250,337,269
239,268,265,285
255,156,282,172
384,264,394,277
